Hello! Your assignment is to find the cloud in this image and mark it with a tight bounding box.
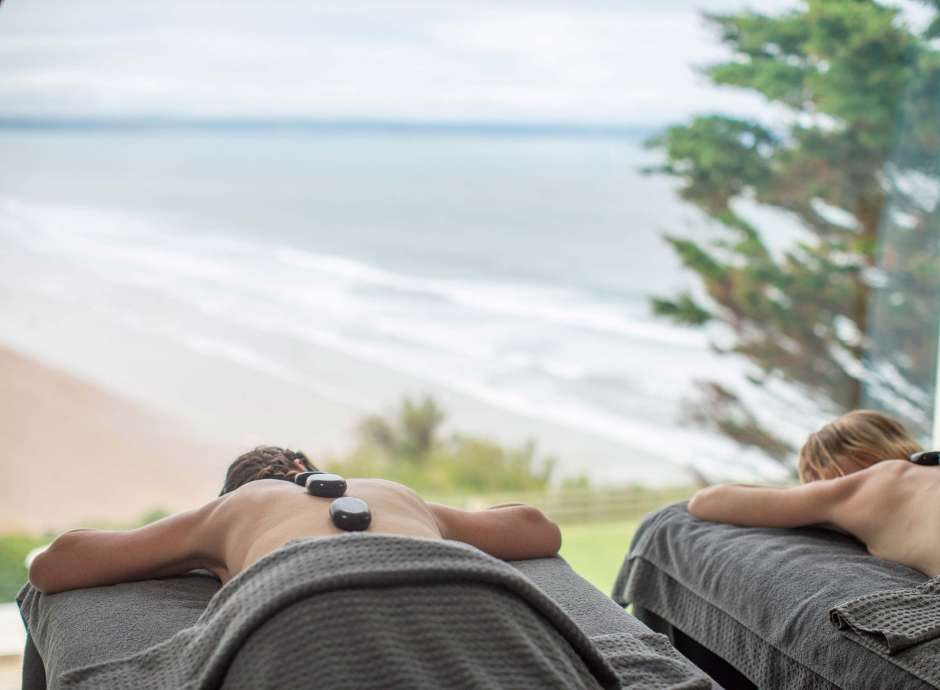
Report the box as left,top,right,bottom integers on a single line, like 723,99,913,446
0,0,791,123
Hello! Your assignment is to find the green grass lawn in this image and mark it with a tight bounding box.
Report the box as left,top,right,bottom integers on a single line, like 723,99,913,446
558,519,637,596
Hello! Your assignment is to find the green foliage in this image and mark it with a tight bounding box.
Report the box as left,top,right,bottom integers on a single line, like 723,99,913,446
0,533,48,602
647,117,776,213
651,292,712,326
649,0,940,461
358,396,445,463
329,395,556,493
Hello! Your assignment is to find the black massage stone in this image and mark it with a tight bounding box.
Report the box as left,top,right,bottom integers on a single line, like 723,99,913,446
294,471,323,487
330,496,372,531
910,450,940,466
306,473,348,498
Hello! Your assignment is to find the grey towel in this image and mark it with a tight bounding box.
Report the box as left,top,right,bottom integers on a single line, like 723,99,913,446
18,548,715,690
24,533,674,690
830,576,940,654
614,501,939,690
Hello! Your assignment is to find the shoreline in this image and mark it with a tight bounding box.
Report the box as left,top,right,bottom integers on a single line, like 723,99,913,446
0,287,702,490
0,294,702,534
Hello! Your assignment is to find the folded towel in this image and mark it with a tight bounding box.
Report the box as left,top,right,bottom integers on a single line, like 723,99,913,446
830,576,940,654
44,534,703,690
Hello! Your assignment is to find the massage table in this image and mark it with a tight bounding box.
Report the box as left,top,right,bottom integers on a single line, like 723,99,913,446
615,502,940,689
18,534,716,689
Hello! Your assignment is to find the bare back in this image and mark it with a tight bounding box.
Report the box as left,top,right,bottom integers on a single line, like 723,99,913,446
206,479,442,583
834,461,940,576
28,476,561,594
689,460,940,577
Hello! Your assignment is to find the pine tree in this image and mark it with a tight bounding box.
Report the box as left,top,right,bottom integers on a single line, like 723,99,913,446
650,0,940,467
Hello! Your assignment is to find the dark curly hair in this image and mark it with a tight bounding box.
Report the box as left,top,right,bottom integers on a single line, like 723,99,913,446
220,446,317,495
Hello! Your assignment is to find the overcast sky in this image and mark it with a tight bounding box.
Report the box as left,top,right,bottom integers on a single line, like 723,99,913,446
0,0,798,124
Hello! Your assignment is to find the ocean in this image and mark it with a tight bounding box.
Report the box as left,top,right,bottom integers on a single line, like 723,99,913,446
0,125,794,484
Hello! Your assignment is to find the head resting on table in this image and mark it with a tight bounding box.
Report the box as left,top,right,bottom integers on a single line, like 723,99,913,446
798,410,921,483
220,446,318,495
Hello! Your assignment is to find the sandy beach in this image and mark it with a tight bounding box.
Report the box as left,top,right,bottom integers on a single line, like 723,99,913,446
0,304,699,536
0,345,237,533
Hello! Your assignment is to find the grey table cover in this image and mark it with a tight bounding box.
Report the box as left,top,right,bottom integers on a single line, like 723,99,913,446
614,502,940,689
19,533,716,690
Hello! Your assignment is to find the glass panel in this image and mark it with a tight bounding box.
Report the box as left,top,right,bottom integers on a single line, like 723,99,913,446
861,64,940,446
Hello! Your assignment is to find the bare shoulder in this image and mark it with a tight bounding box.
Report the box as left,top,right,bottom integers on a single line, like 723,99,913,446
348,477,419,493
217,477,302,503
814,461,911,495
839,460,914,498
346,477,428,504
862,459,914,478
206,478,287,512
828,460,913,527
213,477,427,517
198,480,301,534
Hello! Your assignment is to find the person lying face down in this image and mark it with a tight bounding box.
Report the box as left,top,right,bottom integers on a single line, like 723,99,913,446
28,447,562,594
688,410,940,576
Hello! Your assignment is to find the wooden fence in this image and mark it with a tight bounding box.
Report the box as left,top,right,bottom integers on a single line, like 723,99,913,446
427,486,695,525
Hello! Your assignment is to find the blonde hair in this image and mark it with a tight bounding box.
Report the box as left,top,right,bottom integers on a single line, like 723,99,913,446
798,410,921,483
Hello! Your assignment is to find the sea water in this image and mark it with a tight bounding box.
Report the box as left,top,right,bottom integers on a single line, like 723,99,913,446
0,126,795,483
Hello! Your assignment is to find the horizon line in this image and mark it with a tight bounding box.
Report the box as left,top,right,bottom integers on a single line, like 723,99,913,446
0,115,656,139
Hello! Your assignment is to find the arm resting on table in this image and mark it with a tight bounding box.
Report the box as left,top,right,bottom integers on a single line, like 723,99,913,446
29,501,221,594
430,503,562,560
688,475,860,528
